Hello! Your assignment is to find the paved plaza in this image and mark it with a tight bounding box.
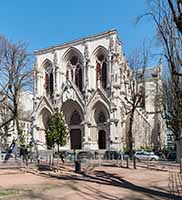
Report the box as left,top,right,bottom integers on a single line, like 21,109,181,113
0,164,181,200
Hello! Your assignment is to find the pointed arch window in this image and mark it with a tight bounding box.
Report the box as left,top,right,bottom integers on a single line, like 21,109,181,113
75,64,83,92
71,69,73,80
96,62,101,80
101,61,107,89
44,61,54,97
66,70,69,80
49,72,53,96
45,73,49,91
67,55,83,92
96,54,107,89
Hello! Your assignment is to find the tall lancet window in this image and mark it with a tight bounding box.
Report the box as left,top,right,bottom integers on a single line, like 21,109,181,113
49,72,53,96
75,64,83,92
101,61,107,89
65,48,84,93
96,54,107,89
66,70,69,80
44,61,53,97
67,55,83,92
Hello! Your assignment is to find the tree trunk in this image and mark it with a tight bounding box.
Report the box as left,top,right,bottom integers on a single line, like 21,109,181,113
176,139,182,163
14,98,21,143
128,109,134,159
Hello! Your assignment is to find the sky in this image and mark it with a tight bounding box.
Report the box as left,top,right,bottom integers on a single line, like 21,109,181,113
0,0,156,61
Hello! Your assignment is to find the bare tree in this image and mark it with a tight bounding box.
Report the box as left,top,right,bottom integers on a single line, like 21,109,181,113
163,78,182,140
124,47,148,158
0,94,13,147
0,35,33,143
137,0,182,161
167,0,182,34
137,0,182,77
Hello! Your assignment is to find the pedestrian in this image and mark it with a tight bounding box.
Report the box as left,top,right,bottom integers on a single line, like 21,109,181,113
20,145,28,166
60,152,64,164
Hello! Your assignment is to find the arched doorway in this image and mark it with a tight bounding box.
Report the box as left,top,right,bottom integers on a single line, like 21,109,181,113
70,110,82,149
38,107,52,144
93,101,109,150
61,100,83,150
98,130,106,149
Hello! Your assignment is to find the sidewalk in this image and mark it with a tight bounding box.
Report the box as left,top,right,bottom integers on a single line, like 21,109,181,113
169,172,182,197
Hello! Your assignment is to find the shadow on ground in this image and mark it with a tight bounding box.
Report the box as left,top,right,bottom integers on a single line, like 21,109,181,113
43,168,181,200
1,167,181,200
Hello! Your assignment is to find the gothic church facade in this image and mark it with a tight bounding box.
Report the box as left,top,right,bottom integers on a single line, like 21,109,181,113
32,30,166,151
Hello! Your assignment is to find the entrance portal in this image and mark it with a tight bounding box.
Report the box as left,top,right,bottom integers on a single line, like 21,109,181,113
98,130,106,149
61,100,84,150
70,129,81,149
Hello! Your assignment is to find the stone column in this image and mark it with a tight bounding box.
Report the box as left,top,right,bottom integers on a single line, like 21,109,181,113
53,52,58,94
84,43,91,96
82,106,91,149
90,126,98,150
37,72,43,97
33,70,37,97
96,62,101,89
107,53,112,89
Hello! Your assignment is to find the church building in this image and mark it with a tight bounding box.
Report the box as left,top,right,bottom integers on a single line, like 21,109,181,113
32,30,166,151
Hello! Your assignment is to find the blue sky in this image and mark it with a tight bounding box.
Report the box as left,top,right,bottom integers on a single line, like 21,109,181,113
0,0,155,59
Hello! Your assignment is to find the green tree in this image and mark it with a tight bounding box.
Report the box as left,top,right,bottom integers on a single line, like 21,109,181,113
45,111,68,150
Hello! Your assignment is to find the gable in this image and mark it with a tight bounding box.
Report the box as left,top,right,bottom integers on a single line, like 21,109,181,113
35,96,54,115
87,88,110,109
59,80,84,110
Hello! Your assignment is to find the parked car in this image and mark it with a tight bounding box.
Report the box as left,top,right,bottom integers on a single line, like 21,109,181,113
135,151,159,161
77,151,94,160
64,151,75,161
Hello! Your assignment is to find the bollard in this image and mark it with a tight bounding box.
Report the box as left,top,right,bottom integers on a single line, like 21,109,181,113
126,157,129,168
133,156,136,169
73,149,76,162
180,158,182,174
120,153,123,167
75,160,81,173
99,153,101,167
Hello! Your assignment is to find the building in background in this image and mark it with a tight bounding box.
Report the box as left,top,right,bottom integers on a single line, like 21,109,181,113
133,65,167,151
144,66,167,150
0,91,33,147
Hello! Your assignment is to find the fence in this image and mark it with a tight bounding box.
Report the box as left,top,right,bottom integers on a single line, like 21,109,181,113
53,149,130,169
1,149,180,173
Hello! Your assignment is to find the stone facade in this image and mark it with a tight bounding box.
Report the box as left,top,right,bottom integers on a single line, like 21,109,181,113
32,30,166,151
